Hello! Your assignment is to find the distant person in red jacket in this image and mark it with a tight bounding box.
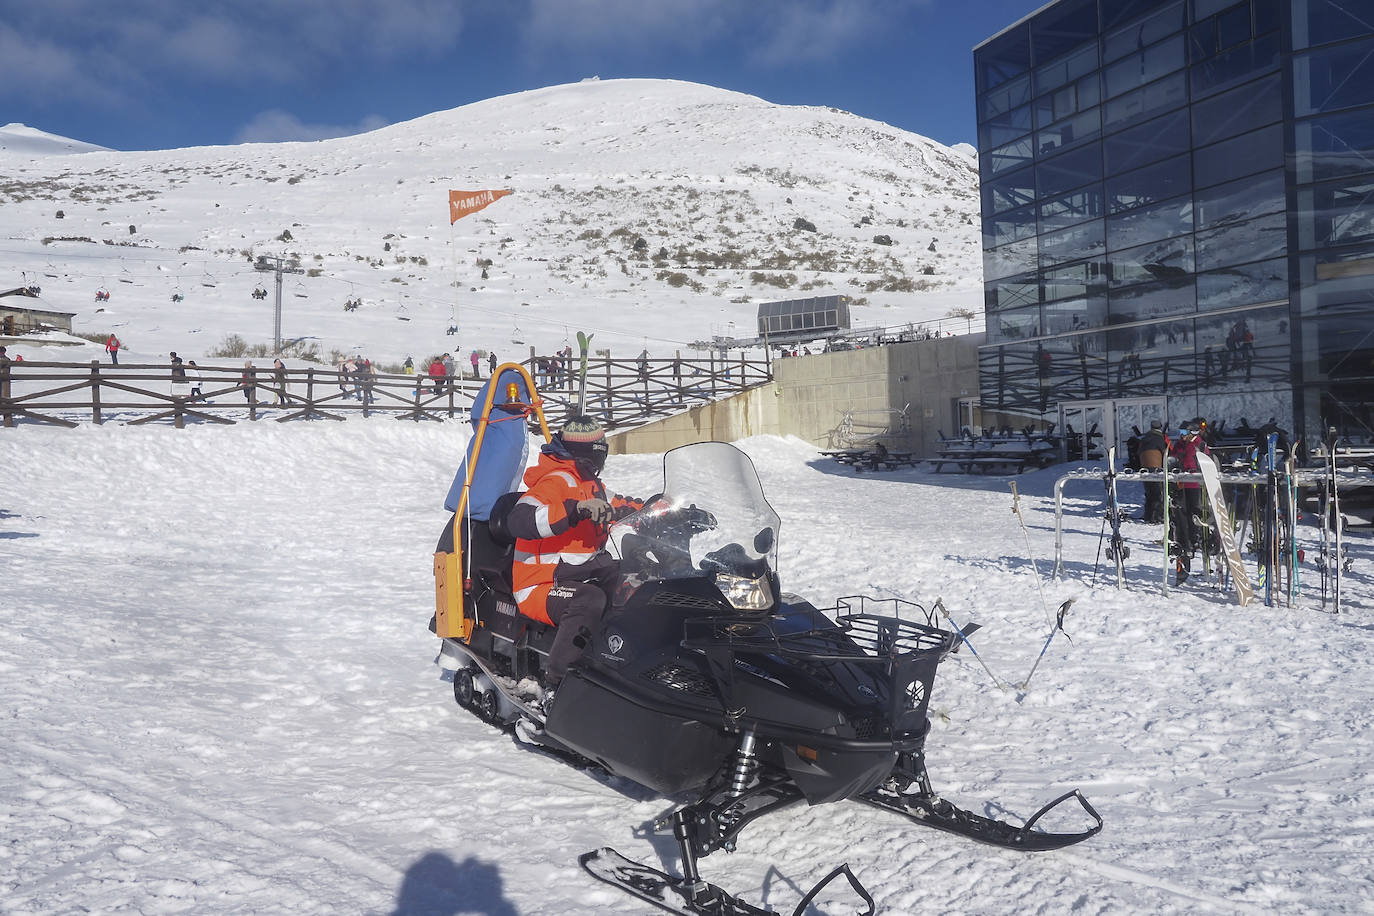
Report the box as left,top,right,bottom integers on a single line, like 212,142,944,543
428,357,447,394
105,334,121,365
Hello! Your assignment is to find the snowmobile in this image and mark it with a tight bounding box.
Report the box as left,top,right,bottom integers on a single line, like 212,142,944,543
431,370,1101,915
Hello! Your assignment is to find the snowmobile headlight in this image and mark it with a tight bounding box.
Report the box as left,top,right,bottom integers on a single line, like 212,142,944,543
715,573,773,611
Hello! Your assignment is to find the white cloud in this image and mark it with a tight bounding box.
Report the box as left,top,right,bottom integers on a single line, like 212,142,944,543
0,1,467,101
233,109,390,143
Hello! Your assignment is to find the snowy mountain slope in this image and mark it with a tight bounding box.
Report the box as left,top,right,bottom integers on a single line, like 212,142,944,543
0,79,981,366
1,425,1370,914
0,123,109,156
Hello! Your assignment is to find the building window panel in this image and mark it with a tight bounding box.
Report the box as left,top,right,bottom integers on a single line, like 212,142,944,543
989,305,1043,342
984,204,1038,249
1104,109,1192,177
985,235,1040,281
1191,32,1279,99
1196,256,1288,311
1195,307,1291,387
1109,236,1195,289
1104,34,1187,99
987,275,1041,311
1044,296,1109,335
1040,185,1105,232
1044,259,1109,303
1191,72,1281,146
1102,71,1188,130
1034,41,1099,96
984,136,1036,176
1107,194,1194,250
1297,176,1374,250
1193,122,1283,189
1195,168,1285,231
978,103,1033,149
1196,210,1288,270
982,166,1037,216
1194,0,1240,19
1292,0,1374,52
1039,219,1106,268
1294,34,1374,117
1108,276,1197,323
1030,0,1098,66
1106,153,1192,214
976,25,1031,94
1103,0,1173,31
1216,3,1252,51
1190,19,1218,62
1036,144,1103,198
979,74,1031,122
1036,107,1102,157
1295,107,1374,184
1103,1,1185,65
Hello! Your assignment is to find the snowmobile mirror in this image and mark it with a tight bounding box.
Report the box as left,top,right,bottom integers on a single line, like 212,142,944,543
754,526,775,554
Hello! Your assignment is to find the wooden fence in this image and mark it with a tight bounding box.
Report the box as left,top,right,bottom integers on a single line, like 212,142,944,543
0,352,771,431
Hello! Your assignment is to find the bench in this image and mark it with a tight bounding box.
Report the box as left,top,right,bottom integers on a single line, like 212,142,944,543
929,450,1050,475
854,451,919,473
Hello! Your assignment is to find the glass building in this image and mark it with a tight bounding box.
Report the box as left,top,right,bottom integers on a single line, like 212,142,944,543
974,0,1374,454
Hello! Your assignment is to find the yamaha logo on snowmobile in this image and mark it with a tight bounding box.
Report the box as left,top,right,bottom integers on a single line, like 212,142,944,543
905,679,926,709
607,634,624,655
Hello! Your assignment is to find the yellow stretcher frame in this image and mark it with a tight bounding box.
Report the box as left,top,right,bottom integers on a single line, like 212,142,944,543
434,363,551,640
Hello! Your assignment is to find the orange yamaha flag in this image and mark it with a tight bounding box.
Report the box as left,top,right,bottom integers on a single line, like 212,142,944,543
449,189,513,224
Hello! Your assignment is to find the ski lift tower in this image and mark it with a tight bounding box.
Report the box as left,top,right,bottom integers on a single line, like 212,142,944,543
254,254,306,355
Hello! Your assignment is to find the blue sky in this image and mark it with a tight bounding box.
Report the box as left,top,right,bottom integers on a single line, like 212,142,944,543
0,0,1047,152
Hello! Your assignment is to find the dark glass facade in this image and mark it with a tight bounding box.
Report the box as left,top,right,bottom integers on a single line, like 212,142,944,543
975,0,1374,443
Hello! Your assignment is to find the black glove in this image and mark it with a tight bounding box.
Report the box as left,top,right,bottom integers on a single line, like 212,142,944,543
576,498,611,525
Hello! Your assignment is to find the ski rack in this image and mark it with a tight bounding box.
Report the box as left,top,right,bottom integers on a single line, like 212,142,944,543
1049,467,1366,581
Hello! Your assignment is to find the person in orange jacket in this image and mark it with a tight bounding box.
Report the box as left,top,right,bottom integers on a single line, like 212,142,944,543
506,415,640,693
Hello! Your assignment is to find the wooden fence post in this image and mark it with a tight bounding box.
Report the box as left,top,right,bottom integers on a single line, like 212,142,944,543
0,360,11,428
248,368,258,421
90,360,103,425
306,368,315,410
174,392,184,429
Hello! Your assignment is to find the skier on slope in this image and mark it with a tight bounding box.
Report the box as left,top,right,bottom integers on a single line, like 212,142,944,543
1169,422,1209,584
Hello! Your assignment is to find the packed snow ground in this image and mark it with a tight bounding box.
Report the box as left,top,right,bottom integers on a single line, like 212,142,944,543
2,422,1371,915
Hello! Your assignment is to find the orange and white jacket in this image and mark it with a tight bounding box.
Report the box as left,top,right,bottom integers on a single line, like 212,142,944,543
506,451,636,624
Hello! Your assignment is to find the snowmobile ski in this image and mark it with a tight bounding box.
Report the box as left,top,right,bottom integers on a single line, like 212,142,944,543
1196,452,1253,606
859,784,1102,852
580,847,874,916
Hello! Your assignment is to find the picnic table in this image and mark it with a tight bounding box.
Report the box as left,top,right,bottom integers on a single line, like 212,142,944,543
928,433,1056,475
820,448,920,472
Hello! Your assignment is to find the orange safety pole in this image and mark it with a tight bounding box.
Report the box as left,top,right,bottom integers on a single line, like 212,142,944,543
438,363,550,641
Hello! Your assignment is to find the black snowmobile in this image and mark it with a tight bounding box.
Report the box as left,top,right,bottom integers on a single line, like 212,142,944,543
432,439,1101,915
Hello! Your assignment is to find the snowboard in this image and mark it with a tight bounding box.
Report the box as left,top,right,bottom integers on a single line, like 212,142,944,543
1196,452,1253,606
1104,446,1128,588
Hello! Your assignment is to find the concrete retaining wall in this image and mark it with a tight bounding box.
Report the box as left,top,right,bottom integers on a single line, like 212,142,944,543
609,333,983,456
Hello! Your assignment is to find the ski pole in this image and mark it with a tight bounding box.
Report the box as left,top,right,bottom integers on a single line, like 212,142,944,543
1009,481,1054,626
1018,599,1075,693
933,598,1005,691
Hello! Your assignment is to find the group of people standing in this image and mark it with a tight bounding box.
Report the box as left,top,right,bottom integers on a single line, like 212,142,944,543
1133,418,1225,584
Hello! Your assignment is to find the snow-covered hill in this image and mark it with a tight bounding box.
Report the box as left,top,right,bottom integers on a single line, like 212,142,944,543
0,123,109,156
0,79,981,367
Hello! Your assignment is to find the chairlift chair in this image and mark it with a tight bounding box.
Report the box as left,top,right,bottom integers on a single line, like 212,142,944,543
119,265,134,284
294,280,308,299
95,286,111,302
201,270,217,288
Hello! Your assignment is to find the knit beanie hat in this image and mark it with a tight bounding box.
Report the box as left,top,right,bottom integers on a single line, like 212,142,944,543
560,415,608,475
561,414,605,445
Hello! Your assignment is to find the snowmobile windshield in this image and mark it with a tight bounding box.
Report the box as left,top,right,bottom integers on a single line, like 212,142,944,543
610,442,780,585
